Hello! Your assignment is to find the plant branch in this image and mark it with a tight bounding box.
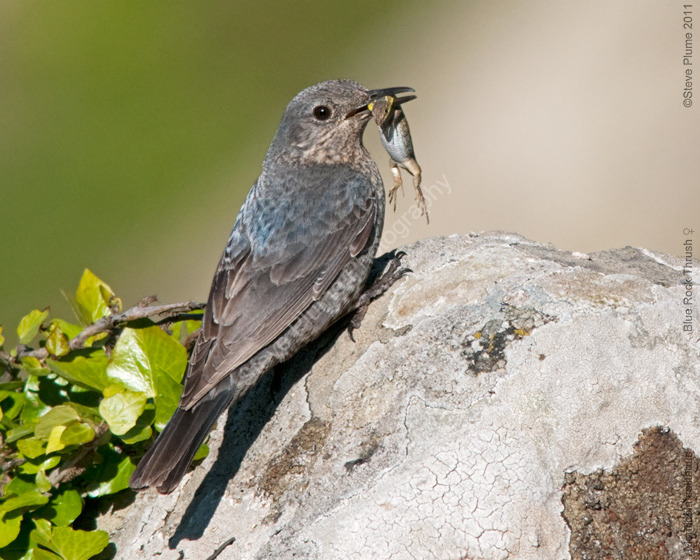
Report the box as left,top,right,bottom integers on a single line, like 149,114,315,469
0,298,205,367
204,537,237,560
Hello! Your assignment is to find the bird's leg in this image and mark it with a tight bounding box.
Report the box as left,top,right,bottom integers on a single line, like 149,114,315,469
347,251,412,341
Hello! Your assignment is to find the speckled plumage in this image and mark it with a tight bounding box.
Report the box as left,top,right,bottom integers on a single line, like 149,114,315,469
129,80,394,494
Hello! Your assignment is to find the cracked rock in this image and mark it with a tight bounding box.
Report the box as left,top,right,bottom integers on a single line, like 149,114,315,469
98,232,700,560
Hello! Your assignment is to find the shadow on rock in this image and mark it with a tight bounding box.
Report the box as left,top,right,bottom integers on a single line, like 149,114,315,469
168,252,396,548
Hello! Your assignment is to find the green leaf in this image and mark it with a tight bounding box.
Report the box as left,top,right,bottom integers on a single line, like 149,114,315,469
46,425,67,454
21,378,52,424
49,526,109,560
19,357,50,378
34,406,80,440
0,489,49,516
86,453,135,498
33,548,63,560
46,326,70,358
17,437,46,459
106,326,187,395
0,512,22,548
60,422,94,447
18,455,60,475
106,326,187,429
0,326,5,347
1,392,26,422
17,309,50,345
118,403,155,444
6,424,36,443
119,423,152,445
74,269,117,325
4,477,35,496
153,368,183,431
30,519,51,548
170,318,201,345
35,490,82,528
0,520,34,560
31,519,53,549
0,381,25,391
59,403,100,425
51,320,82,341
98,390,146,435
101,384,122,399
35,471,52,493
193,443,209,462
47,350,110,393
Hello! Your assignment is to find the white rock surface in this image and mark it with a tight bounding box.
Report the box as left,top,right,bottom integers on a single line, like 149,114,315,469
101,232,699,560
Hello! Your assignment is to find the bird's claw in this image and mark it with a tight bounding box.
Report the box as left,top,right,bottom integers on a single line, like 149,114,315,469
347,306,368,342
346,251,411,340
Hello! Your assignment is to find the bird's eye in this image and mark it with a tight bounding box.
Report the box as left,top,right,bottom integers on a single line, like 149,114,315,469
313,105,332,121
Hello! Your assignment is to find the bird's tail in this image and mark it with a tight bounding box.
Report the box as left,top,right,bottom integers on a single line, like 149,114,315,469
129,383,234,494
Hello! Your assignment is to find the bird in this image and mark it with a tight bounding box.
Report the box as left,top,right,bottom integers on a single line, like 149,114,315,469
129,80,415,494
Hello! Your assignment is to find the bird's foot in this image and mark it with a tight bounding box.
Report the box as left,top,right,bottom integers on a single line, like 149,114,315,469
347,251,412,341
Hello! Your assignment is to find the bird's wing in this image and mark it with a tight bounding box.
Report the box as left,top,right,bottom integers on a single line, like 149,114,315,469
181,169,377,409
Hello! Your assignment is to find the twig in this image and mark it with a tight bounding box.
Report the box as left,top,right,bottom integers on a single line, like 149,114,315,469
204,537,236,560
0,299,205,367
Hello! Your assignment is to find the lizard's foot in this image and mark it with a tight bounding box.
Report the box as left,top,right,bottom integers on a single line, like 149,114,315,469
387,162,404,212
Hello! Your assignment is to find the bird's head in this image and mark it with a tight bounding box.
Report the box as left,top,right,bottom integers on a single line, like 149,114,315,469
266,80,415,167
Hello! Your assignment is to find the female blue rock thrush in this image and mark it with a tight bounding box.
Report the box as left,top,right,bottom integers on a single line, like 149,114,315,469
129,80,415,494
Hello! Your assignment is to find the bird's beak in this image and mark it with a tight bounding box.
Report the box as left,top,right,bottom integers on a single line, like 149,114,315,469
367,86,415,100
345,86,416,119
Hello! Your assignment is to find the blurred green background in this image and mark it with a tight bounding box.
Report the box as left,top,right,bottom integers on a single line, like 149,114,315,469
0,0,419,342
2,1,698,346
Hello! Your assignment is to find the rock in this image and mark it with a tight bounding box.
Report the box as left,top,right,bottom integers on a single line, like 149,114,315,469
562,427,700,559
99,232,700,560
